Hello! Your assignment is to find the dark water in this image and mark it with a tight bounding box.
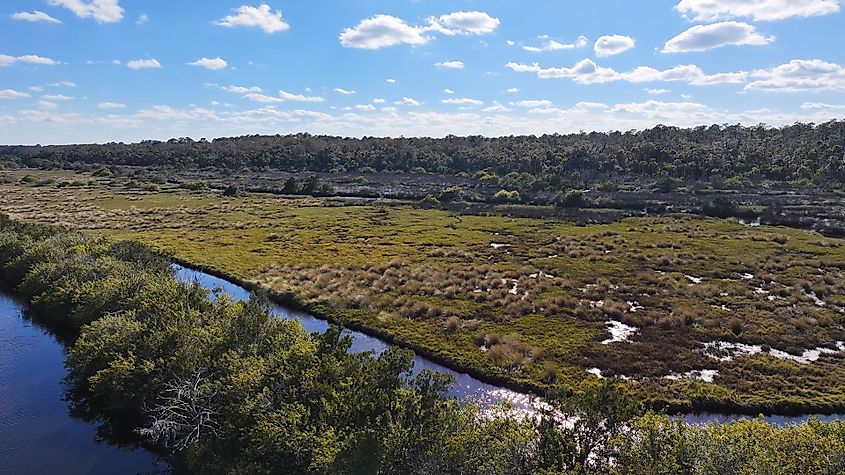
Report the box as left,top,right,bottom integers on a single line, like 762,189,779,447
174,265,845,425
0,294,164,475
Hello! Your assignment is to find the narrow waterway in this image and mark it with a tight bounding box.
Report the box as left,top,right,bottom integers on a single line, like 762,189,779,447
0,293,165,474
174,265,845,425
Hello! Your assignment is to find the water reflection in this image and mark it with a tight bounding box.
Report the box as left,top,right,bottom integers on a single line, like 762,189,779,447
0,294,164,475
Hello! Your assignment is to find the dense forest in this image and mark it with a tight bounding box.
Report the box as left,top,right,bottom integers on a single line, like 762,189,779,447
2,215,845,474
3,121,845,190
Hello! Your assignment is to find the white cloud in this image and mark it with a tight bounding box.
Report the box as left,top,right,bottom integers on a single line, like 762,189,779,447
646,88,671,95
29,86,44,92
746,59,845,92
244,93,283,104
436,60,465,69
505,87,520,93
395,97,423,106
507,59,748,86
223,85,262,93
216,4,289,33
136,14,148,25
0,54,57,67
38,100,59,110
0,89,30,99
341,11,499,49
515,99,553,108
50,81,77,87
373,98,386,104
594,35,636,57
340,15,430,49
610,100,712,118
245,90,324,103
482,104,511,113
802,102,845,110
48,0,123,23
506,59,620,84
41,94,73,100
427,11,500,35
98,102,126,109
351,104,376,111
675,0,840,22
127,58,161,69
624,64,748,85
523,36,588,52
333,88,357,95
11,11,62,24
441,97,484,106
188,57,228,70
663,22,774,53
386,78,397,84
444,89,455,95
279,90,324,102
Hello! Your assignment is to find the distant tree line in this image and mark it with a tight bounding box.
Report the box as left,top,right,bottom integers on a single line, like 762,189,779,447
3,121,845,190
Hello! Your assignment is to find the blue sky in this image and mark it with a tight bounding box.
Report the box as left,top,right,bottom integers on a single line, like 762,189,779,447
2,0,845,144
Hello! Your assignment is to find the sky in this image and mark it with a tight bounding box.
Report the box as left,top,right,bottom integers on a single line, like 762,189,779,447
2,0,845,144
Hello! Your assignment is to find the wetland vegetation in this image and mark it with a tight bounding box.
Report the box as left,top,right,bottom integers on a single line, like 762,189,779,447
3,213,845,474
2,167,845,415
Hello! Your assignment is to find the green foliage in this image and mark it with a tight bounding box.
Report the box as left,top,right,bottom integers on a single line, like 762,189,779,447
179,180,207,191
493,189,521,203
2,213,845,473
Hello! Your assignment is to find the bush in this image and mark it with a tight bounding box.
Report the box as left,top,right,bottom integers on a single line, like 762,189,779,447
493,189,521,203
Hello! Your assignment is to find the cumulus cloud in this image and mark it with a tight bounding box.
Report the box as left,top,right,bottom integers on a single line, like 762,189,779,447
436,60,465,69
444,89,455,95
675,0,840,22
0,54,58,67
506,59,620,84
341,11,499,49
507,59,748,85
216,4,289,33
334,88,357,95
279,90,324,102
41,94,74,100
50,81,77,87
340,15,430,49
48,0,123,23
38,100,59,110
482,104,511,113
802,102,845,110
594,35,636,57
441,97,484,106
646,88,671,95
745,59,845,92
523,36,588,53
0,89,30,99
98,102,126,109
663,22,774,53
127,59,161,69
188,57,228,70
223,85,262,93
427,11,500,35
11,11,62,23
244,90,324,103
515,99,553,108
395,97,423,106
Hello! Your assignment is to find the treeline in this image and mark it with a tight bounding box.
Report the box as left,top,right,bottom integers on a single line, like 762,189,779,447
2,121,845,189
1,215,845,474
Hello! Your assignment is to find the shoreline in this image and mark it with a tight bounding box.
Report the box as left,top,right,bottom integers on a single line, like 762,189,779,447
169,257,845,420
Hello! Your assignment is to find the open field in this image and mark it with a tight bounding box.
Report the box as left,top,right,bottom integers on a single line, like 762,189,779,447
3,168,845,414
